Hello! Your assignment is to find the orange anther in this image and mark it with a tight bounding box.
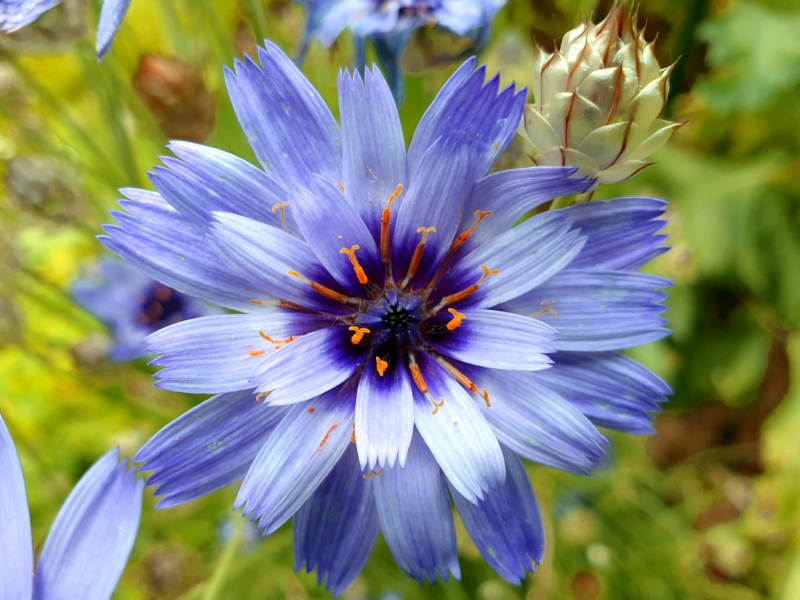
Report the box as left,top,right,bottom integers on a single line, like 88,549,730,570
376,356,389,377
362,469,383,480
334,182,345,194
317,423,340,451
450,210,492,252
401,226,436,288
256,392,270,403
271,201,289,232
436,264,500,310
258,331,295,349
433,354,491,408
446,308,466,331
249,299,281,306
350,421,356,444
248,350,267,357
349,326,370,345
380,184,404,268
288,270,356,305
530,300,558,319
340,245,369,285
408,354,445,414
308,407,315,413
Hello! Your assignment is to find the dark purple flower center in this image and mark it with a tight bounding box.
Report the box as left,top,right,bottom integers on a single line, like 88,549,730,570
137,283,186,328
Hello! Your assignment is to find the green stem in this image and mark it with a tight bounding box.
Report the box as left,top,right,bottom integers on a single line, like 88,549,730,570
200,516,245,600
243,0,269,46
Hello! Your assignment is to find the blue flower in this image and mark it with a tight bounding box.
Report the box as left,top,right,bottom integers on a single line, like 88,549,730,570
299,0,507,101
96,0,131,59
72,257,217,362
0,412,143,599
0,0,63,31
102,42,671,592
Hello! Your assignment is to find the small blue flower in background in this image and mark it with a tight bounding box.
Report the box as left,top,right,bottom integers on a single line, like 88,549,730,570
0,412,143,599
72,257,217,362
299,0,507,101
101,42,671,593
0,0,63,31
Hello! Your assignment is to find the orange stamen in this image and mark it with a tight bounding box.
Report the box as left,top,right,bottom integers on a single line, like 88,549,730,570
255,392,270,403
349,326,370,345
334,182,345,194
288,270,357,305
446,308,466,331
435,265,500,311
449,210,492,252
376,356,389,377
340,245,369,285
318,423,339,451
271,201,289,232
401,227,436,288
350,421,356,444
433,355,492,408
362,469,383,480
408,354,445,414
248,350,267,357
258,331,295,349
380,184,403,268
530,300,558,319
308,407,315,413
249,299,281,306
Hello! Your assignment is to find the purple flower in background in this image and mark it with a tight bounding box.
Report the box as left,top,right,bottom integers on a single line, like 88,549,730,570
299,0,507,101
72,258,216,362
0,412,142,599
0,0,62,31
102,42,671,592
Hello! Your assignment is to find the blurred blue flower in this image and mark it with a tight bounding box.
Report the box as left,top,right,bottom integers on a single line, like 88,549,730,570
298,0,507,101
0,0,63,31
96,0,131,59
72,258,216,362
102,42,671,592
0,412,143,599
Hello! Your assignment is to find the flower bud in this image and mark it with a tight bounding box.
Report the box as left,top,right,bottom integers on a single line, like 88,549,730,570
522,3,681,189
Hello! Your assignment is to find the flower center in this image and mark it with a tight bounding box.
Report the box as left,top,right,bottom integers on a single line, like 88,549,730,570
137,283,185,328
355,289,423,348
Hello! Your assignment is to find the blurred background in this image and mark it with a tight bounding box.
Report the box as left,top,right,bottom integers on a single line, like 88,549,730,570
1,0,799,598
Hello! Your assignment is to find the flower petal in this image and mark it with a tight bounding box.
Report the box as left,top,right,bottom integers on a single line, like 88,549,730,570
250,326,364,404
209,211,354,315
136,391,289,508
235,388,355,534
430,210,585,310
425,309,556,370
0,413,33,599
101,194,266,313
462,166,591,251
563,196,669,271
150,141,294,232
96,0,131,58
501,270,671,351
339,66,408,239
355,358,414,469
289,177,383,296
34,449,142,600
533,351,671,434
459,365,607,473
408,60,525,179
373,434,460,583
224,43,341,189
451,447,544,584
148,313,334,394
294,444,380,595
412,352,505,503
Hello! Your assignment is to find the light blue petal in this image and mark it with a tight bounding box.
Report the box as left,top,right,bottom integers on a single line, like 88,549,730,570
289,176,383,296
338,66,407,239
235,387,355,534
33,449,142,600
208,211,354,315
430,210,585,310
458,364,607,473
250,326,364,404
136,391,288,508
500,270,672,351
96,0,132,58
533,352,671,434
101,193,266,313
564,197,668,271
461,167,590,251
451,447,543,584
0,412,33,599
355,358,414,469
373,434,460,583
0,0,62,31
294,444,379,595
151,141,294,233
435,1,485,35
224,43,342,189
147,313,334,394
412,352,505,503
425,309,556,370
